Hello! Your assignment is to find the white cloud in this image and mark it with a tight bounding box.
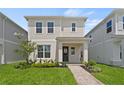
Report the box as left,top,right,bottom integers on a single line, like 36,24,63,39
64,9,82,16
64,8,95,16
85,19,102,35
64,9,101,35
83,11,95,16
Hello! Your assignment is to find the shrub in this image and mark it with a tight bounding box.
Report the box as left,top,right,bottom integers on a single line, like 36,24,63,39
31,59,59,68
90,67,102,73
32,63,58,68
82,60,96,67
14,62,31,69
81,60,101,73
87,60,96,66
29,59,37,64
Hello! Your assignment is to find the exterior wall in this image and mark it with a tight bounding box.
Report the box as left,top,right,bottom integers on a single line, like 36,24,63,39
85,9,124,66
60,18,84,37
4,18,27,43
4,42,23,63
0,15,3,39
28,17,85,41
0,44,2,64
88,39,114,65
0,13,27,64
30,39,57,61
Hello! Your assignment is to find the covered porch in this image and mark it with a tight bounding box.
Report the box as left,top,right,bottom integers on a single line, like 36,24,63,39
56,37,88,64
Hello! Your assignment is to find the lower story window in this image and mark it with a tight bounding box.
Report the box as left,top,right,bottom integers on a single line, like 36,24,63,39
71,47,75,55
37,45,51,58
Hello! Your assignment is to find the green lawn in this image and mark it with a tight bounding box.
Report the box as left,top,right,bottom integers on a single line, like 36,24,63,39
92,64,124,85
0,64,76,85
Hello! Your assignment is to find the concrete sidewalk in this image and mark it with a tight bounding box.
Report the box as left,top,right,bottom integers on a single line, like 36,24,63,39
67,64,103,85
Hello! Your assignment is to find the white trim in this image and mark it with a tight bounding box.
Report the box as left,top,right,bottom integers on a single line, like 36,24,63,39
4,40,18,45
60,17,62,32
0,38,18,45
31,39,56,42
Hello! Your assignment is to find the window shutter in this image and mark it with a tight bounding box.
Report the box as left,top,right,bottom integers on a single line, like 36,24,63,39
117,16,123,31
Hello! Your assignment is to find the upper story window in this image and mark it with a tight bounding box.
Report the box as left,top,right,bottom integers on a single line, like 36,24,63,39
36,22,42,33
123,16,124,29
89,35,92,42
72,23,76,31
48,22,54,33
106,20,112,33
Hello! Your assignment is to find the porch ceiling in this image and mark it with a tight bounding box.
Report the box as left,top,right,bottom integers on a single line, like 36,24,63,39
56,37,88,43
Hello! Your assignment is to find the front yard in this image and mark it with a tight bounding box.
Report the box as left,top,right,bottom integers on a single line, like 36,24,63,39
0,64,76,85
92,64,124,85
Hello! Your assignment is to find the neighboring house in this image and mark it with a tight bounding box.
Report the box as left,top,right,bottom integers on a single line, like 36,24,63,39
85,9,124,66
0,12,27,64
25,16,88,64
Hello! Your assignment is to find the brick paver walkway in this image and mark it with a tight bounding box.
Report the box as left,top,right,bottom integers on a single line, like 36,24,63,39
67,64,103,85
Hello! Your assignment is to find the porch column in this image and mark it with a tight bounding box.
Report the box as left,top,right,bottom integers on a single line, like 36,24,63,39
83,40,88,62
58,42,63,62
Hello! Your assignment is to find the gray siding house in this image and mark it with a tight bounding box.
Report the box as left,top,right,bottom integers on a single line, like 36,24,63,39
0,12,27,64
85,9,124,67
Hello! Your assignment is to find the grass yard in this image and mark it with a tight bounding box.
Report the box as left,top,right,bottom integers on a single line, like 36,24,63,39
0,64,76,85
92,64,124,85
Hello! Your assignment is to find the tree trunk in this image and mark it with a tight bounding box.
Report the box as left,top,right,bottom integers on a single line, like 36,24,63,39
26,58,29,64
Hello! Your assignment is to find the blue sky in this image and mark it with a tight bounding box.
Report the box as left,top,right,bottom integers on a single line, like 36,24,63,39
0,8,113,34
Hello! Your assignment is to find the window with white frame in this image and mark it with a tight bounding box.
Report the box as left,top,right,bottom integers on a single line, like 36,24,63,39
37,45,51,58
36,22,42,33
106,20,112,33
48,22,54,33
71,47,75,55
72,23,76,31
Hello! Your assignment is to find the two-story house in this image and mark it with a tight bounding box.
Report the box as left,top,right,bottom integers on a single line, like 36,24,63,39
85,9,124,66
25,16,88,64
0,12,27,64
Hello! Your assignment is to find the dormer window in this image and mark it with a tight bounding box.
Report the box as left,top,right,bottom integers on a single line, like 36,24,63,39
106,20,112,33
48,22,54,33
72,23,76,31
36,22,42,33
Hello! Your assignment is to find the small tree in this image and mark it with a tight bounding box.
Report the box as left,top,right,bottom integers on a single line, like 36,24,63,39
15,40,36,64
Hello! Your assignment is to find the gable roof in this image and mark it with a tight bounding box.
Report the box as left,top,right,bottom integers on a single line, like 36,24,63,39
0,12,27,33
24,16,87,22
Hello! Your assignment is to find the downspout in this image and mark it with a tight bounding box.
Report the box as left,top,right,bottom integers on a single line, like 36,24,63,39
1,16,7,64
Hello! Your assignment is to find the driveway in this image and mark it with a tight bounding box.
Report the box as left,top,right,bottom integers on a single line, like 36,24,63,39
67,64,103,85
